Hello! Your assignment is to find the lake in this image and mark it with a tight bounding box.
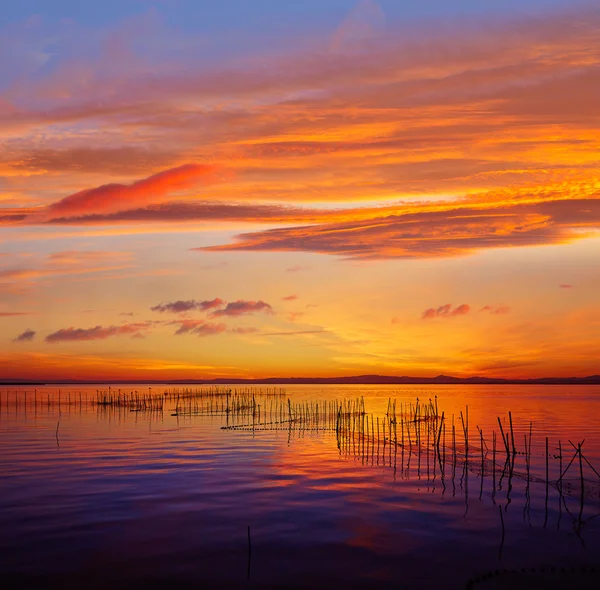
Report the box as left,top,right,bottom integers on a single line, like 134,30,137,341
1,384,600,589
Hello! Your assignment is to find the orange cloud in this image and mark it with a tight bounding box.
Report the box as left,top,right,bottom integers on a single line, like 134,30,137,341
201,198,600,260
282,295,298,301
46,164,217,218
560,284,574,289
45,322,152,342
422,304,470,319
2,5,600,222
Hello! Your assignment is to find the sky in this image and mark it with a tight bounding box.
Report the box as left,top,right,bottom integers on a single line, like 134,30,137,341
1,0,599,381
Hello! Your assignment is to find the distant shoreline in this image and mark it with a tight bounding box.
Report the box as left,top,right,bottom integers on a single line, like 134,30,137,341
1,374,600,386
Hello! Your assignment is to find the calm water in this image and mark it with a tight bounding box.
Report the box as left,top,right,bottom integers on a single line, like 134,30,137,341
1,384,600,589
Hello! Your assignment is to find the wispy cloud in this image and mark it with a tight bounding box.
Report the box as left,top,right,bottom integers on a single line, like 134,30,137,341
0,250,136,292
13,329,36,342
231,326,259,335
1,252,132,277
282,295,298,301
559,284,574,289
151,298,224,314
49,202,333,225
202,199,600,260
480,305,511,314
211,300,273,317
171,320,227,336
422,304,470,319
46,250,133,265
261,330,328,337
287,311,305,322
151,298,274,319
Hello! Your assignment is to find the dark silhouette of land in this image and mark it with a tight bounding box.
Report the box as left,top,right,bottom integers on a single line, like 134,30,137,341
1,374,600,385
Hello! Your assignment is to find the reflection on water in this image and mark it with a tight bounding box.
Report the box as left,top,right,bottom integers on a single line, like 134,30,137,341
1,384,600,589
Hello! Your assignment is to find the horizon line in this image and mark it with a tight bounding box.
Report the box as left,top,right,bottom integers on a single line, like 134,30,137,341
1,373,599,386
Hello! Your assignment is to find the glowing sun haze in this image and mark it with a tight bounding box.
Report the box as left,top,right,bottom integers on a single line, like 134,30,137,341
1,0,599,380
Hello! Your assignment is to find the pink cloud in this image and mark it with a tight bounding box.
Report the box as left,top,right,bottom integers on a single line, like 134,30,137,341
211,300,273,317
422,304,470,319
45,322,151,342
282,295,298,301
559,284,574,289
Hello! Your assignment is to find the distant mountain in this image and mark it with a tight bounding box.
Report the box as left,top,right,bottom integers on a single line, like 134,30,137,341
163,374,600,385
0,379,47,385
2,374,599,385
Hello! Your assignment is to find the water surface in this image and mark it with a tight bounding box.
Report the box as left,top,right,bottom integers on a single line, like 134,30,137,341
1,384,599,589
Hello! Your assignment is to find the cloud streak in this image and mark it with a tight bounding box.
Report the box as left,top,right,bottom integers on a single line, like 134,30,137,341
46,201,337,225
211,300,273,317
172,320,227,336
45,322,151,342
202,198,600,260
151,298,224,314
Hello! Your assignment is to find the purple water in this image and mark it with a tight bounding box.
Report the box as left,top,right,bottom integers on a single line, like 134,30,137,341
1,384,599,589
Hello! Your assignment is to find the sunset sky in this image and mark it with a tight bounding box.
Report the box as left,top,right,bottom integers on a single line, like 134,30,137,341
1,0,599,380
